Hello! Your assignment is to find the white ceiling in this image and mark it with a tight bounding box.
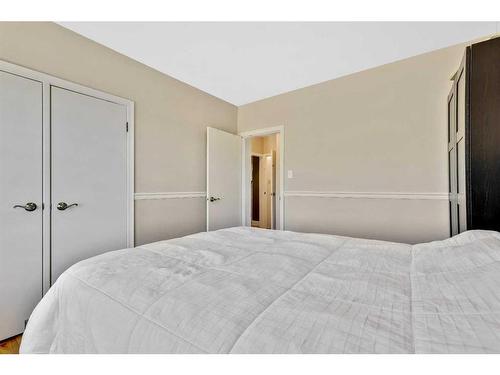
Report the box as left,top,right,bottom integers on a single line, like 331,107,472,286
59,22,498,105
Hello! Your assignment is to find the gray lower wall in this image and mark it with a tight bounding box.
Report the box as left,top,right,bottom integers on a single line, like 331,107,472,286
134,198,206,245
285,197,449,244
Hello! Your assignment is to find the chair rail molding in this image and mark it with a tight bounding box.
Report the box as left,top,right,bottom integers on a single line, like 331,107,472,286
135,192,206,200
284,191,450,200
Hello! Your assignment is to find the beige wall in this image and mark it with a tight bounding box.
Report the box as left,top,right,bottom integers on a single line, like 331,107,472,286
0,22,237,245
250,137,264,154
0,22,473,244
250,135,277,155
238,43,468,243
262,134,277,155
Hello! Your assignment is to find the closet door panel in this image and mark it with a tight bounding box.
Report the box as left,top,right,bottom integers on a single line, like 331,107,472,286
447,87,458,236
0,71,43,340
457,139,467,232
51,86,128,282
449,148,458,236
456,70,466,138
448,90,456,145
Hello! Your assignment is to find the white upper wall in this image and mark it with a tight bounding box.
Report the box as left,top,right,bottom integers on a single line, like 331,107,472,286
59,22,498,105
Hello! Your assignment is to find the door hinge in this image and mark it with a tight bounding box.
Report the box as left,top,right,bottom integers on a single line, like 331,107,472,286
126,122,129,132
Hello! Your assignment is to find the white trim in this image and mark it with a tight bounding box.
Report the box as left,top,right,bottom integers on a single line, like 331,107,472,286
42,81,51,294
0,59,135,290
285,191,450,200
240,125,285,230
206,127,211,231
0,60,133,107
241,137,248,227
239,126,284,138
126,103,135,249
135,192,206,200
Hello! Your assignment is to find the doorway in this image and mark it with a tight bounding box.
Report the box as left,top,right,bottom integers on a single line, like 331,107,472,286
250,136,276,229
251,155,260,225
241,126,284,230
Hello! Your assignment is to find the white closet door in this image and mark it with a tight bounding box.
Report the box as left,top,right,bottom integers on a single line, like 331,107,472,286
206,127,242,231
51,86,128,282
0,71,43,340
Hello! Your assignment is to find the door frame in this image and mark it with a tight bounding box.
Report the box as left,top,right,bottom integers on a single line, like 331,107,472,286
0,60,135,293
239,126,285,230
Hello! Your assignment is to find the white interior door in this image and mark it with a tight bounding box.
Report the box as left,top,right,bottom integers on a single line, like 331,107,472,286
0,71,43,340
51,86,128,282
206,127,242,231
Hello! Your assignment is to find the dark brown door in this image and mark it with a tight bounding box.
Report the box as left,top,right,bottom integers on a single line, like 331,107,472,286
468,37,500,230
251,156,260,221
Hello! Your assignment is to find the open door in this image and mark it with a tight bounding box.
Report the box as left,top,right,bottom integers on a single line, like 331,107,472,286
206,127,242,231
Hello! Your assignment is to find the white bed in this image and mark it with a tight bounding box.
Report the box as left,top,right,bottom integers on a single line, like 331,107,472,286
20,227,500,353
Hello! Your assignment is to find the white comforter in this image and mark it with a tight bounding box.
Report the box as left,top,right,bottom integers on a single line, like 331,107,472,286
20,227,500,353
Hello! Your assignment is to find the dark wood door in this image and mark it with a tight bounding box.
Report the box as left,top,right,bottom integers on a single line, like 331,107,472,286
467,37,500,231
251,156,260,221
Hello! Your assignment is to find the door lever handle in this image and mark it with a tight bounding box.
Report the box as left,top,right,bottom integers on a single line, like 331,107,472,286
13,202,37,212
56,202,78,211
209,196,221,202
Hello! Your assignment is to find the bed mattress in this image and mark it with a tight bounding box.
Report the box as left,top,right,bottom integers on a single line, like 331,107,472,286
20,227,500,353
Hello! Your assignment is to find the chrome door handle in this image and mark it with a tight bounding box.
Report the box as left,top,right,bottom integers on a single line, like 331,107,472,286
13,202,37,212
56,202,78,211
209,196,221,202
